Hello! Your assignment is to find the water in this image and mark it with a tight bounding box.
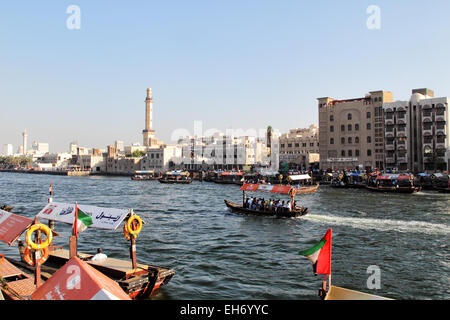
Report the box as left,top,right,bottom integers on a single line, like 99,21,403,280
1,172,449,300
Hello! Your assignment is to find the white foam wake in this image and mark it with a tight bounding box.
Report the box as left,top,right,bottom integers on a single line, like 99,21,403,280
303,214,450,236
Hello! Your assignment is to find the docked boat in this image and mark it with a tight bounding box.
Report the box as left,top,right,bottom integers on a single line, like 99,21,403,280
224,183,309,218
331,172,367,188
158,171,193,184
287,174,320,194
131,170,161,181
213,171,244,185
366,174,421,193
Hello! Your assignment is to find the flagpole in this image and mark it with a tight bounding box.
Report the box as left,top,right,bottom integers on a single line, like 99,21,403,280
69,202,78,259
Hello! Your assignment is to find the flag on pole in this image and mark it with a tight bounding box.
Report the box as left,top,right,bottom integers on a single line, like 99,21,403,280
73,202,93,237
299,229,332,275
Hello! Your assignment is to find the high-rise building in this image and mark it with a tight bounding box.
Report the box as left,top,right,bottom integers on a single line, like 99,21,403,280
3,144,13,156
318,91,394,171
383,88,449,172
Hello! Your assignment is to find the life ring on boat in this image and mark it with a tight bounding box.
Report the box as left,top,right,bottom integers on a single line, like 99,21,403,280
25,223,53,250
23,246,49,266
123,224,137,240
125,215,143,236
338,173,344,180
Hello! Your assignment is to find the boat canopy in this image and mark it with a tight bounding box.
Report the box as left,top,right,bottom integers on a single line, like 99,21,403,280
134,170,154,174
289,174,311,181
36,202,131,231
0,209,33,246
220,171,243,176
240,183,293,194
165,171,189,176
376,174,412,180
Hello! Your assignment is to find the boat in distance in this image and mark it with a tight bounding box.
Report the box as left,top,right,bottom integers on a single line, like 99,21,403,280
158,171,193,184
224,200,308,218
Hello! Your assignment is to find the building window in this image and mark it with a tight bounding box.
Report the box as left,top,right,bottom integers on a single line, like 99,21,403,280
330,125,334,132
280,144,285,148
330,138,334,144
367,123,371,130
367,136,372,143
341,137,345,144
295,143,299,147
341,125,345,132
302,143,307,147
367,149,372,156
348,137,352,144
348,150,353,157
348,124,352,131
367,112,371,119
355,150,360,156
310,143,314,147
348,113,352,120
355,137,360,143
355,124,359,131
341,150,345,157
288,144,292,148
330,115,334,121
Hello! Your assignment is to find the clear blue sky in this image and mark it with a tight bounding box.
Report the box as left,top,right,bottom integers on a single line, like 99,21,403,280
1,1,449,153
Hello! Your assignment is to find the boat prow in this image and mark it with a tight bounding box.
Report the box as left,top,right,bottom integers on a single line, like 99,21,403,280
325,285,393,300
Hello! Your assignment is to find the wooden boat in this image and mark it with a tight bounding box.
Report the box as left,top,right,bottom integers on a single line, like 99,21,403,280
0,254,39,300
131,170,161,181
213,171,244,185
288,174,320,194
366,174,420,193
325,285,392,300
225,183,309,218
224,200,308,218
158,171,193,184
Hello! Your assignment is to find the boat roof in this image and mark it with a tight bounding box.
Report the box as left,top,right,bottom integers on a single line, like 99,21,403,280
289,174,311,181
240,183,293,194
0,209,33,246
325,286,393,300
220,171,244,176
165,171,189,176
36,202,131,231
134,170,154,174
376,174,412,180
31,256,131,300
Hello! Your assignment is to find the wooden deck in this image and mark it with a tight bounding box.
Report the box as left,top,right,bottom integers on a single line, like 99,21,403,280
0,255,37,300
48,249,151,279
325,286,393,300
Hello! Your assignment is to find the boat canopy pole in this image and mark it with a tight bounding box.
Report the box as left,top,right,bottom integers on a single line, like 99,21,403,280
32,217,42,288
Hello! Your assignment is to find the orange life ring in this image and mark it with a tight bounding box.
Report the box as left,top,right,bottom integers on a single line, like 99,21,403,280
23,246,49,266
123,224,137,240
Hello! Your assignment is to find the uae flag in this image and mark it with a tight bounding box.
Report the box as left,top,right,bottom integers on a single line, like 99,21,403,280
73,203,93,237
299,229,332,275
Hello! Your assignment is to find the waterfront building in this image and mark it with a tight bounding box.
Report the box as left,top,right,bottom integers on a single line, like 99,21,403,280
141,145,183,171
2,144,13,156
114,140,124,154
383,88,450,172
318,91,394,171
69,141,78,154
35,152,73,170
177,133,270,171
279,124,320,170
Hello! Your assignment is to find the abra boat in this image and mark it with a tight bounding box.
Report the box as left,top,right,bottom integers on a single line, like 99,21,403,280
287,174,320,194
224,183,309,218
366,174,420,193
213,171,244,185
131,170,161,181
158,171,193,184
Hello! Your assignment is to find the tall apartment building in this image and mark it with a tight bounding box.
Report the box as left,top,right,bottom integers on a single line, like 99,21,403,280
318,91,393,171
279,124,320,169
383,88,449,172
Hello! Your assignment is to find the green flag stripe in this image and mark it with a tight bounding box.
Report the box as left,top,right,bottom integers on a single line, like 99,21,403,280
78,209,93,227
299,239,326,256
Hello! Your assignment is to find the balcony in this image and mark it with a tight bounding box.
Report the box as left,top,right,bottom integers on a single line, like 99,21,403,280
385,157,395,164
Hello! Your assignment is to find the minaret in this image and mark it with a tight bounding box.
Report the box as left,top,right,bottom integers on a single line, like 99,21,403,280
22,129,28,155
142,87,155,147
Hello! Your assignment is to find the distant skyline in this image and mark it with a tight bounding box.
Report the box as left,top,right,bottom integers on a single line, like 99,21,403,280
1,1,450,153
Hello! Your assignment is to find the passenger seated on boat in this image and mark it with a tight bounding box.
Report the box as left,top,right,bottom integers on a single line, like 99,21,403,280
90,248,107,262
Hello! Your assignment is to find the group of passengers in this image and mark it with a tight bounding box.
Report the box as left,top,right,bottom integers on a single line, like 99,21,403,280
243,197,296,213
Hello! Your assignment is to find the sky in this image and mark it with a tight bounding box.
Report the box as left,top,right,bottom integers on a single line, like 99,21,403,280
1,0,450,153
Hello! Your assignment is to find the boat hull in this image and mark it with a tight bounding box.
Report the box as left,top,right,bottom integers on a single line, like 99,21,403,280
365,185,421,193
294,183,320,194
224,200,308,218
159,179,193,184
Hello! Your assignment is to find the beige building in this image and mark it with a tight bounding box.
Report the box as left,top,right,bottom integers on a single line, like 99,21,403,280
384,88,450,172
279,125,320,169
141,145,182,171
318,91,393,171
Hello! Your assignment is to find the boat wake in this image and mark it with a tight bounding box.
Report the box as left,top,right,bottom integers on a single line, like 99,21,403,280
303,214,450,236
